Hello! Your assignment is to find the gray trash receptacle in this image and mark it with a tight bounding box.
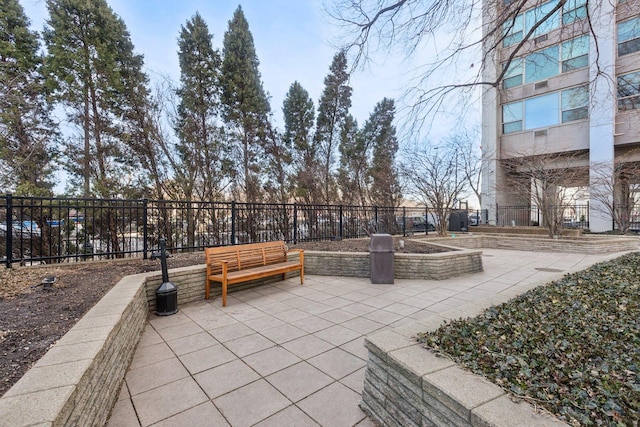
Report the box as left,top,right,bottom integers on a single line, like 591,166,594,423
369,234,394,284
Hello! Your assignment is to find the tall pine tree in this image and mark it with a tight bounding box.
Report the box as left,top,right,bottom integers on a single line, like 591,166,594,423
44,0,150,197
315,51,352,204
175,13,233,202
0,0,57,196
220,6,271,203
365,98,402,208
282,81,319,204
337,115,369,206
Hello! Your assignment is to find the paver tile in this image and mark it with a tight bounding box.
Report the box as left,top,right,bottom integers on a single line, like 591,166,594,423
308,348,365,380
243,346,301,376
132,377,208,426
166,331,218,356
208,322,255,343
313,324,361,347
194,359,260,399
224,333,274,357
265,361,333,402
259,323,307,344
290,316,334,333
126,357,189,396
106,398,139,427
214,379,290,427
150,401,229,427
129,341,174,370
281,335,333,360
298,382,367,427
253,405,320,427
179,343,237,375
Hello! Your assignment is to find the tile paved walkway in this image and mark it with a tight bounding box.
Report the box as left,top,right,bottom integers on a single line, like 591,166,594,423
106,248,628,427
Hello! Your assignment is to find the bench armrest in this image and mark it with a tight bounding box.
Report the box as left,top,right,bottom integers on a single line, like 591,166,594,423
287,249,304,263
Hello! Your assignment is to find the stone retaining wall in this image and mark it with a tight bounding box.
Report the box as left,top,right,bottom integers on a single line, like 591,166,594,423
432,235,638,254
304,246,483,280
362,328,568,427
0,273,150,426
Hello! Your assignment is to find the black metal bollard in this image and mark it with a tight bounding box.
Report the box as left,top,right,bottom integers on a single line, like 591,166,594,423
152,239,178,316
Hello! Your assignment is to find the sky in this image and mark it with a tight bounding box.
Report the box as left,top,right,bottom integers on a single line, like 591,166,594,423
20,0,420,133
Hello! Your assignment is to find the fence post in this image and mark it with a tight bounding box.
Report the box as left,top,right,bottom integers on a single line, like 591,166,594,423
374,206,378,232
5,193,12,268
142,198,148,259
339,205,343,239
403,206,406,237
425,206,429,236
231,201,236,245
293,203,298,244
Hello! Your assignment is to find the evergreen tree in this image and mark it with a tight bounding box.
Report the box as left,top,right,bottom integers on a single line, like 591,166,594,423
220,5,271,203
0,0,57,196
337,115,369,206
365,98,402,208
175,13,233,202
315,51,352,204
44,0,149,198
282,81,319,204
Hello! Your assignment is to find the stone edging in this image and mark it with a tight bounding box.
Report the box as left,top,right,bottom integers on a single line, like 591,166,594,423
303,245,483,280
433,234,639,254
361,321,568,426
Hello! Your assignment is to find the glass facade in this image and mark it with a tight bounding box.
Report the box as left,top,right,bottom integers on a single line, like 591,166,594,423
618,71,640,111
618,17,640,56
502,86,589,134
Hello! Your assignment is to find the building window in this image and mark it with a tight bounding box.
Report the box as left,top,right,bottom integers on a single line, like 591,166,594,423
503,58,523,88
561,85,589,122
618,18,640,56
525,93,559,129
618,70,640,111
503,14,524,47
502,101,523,133
525,0,560,37
562,0,587,25
561,35,589,72
525,45,559,83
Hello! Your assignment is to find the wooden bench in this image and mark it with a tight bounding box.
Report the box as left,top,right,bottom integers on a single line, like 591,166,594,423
205,241,304,306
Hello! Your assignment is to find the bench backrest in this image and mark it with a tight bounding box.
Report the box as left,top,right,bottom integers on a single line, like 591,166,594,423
205,241,288,274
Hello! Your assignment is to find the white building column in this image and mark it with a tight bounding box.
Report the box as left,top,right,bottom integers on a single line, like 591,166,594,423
588,0,616,232
480,1,499,225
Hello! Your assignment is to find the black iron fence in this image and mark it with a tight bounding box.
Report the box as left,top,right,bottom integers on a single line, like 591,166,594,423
1,194,437,268
495,204,590,229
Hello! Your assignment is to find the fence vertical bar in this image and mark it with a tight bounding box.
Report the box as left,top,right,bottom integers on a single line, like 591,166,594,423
293,203,298,244
425,205,429,236
339,205,343,239
231,201,236,245
402,206,406,237
142,198,148,259
374,206,378,232
5,193,13,268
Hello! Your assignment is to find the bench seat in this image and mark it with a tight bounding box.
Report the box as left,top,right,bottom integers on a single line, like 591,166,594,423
205,241,304,306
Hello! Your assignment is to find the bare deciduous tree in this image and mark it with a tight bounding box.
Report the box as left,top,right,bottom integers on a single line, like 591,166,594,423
402,143,466,235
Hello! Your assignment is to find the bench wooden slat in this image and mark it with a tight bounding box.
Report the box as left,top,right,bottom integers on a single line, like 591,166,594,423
205,241,304,306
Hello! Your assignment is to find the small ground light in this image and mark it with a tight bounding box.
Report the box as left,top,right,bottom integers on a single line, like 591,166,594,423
40,276,56,290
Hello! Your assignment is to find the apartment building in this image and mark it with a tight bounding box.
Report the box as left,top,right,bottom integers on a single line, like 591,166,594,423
481,0,640,231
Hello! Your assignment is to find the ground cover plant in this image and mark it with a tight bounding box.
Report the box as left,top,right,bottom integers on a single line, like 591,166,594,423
418,252,640,426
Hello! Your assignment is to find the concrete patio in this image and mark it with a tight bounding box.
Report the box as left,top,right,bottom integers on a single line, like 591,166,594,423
106,248,627,427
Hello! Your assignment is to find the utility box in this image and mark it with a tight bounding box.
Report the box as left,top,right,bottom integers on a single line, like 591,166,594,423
369,234,394,284
448,210,469,232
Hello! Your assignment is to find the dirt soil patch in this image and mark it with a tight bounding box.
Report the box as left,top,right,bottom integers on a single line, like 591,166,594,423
0,236,446,396
0,252,203,396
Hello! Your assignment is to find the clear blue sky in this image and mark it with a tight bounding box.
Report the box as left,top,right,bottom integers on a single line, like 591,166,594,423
20,0,412,130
